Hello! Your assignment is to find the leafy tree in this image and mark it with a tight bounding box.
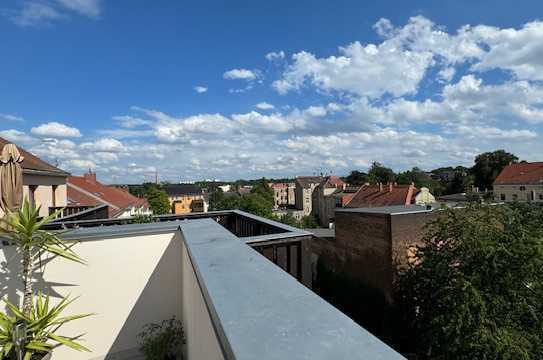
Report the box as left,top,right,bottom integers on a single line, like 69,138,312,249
250,178,274,208
345,170,369,186
279,213,299,227
368,162,395,184
239,193,274,218
145,187,171,215
396,167,443,194
300,215,318,229
209,190,240,211
471,150,518,190
397,204,543,359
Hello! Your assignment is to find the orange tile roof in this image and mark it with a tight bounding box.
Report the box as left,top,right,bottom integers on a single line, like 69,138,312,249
493,162,543,185
345,184,418,208
68,173,149,217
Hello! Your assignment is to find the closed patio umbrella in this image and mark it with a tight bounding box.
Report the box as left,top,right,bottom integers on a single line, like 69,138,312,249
0,143,24,216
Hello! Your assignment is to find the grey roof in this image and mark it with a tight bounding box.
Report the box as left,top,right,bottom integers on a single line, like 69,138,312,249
337,204,436,215
163,184,203,196
296,176,324,188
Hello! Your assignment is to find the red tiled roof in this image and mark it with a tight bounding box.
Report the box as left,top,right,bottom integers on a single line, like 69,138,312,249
0,137,69,176
68,173,149,217
345,184,418,208
493,162,543,185
327,176,346,188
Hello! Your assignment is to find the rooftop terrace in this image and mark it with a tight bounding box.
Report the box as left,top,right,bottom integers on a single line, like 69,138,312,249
1,211,404,359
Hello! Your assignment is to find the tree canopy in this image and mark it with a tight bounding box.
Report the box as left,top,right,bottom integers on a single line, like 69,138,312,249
145,186,171,215
472,150,519,190
397,203,543,359
368,162,395,184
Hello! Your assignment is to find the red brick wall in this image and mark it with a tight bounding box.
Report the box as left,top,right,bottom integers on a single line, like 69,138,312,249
313,210,439,303
314,211,393,301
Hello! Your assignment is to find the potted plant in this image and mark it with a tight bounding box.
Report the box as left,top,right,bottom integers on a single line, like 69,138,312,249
0,200,92,359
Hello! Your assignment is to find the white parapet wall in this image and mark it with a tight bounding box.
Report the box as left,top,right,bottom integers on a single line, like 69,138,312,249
0,231,185,360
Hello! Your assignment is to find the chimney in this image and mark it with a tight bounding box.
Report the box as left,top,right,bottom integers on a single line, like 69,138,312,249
84,170,97,183
389,183,393,193
379,182,383,192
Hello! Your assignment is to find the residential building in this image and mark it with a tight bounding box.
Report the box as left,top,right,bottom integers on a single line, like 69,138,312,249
218,184,231,192
493,162,543,202
164,184,208,214
68,171,151,218
3,210,404,360
312,205,439,304
295,176,323,216
344,183,435,208
0,137,69,218
270,182,295,208
312,176,349,227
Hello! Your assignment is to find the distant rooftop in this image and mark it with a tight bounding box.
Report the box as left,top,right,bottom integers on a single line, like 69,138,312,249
163,183,203,196
337,204,435,215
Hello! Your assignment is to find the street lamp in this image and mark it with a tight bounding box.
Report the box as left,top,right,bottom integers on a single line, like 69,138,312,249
12,319,27,360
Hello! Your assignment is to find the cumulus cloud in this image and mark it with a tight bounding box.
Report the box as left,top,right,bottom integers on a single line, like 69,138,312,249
265,51,285,61
223,68,258,80
194,86,208,93
56,0,101,17
6,0,101,26
31,122,82,138
255,102,275,110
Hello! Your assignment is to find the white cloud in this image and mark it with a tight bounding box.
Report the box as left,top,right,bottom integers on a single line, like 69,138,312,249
273,44,433,97
55,0,100,17
453,125,537,140
0,113,24,122
9,1,63,27
6,0,100,26
0,130,36,145
223,68,258,81
255,102,275,110
31,122,82,138
470,21,543,80
112,115,150,128
265,51,285,61
194,86,208,93
80,138,126,153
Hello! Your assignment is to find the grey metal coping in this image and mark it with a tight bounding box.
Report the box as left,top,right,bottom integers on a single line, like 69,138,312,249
1,210,309,244
337,204,436,216
305,228,335,238
180,218,405,360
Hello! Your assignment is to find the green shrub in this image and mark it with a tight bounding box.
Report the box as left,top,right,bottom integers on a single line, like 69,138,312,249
138,318,185,360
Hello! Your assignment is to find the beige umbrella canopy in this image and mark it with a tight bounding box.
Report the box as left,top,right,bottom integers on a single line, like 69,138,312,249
0,143,24,215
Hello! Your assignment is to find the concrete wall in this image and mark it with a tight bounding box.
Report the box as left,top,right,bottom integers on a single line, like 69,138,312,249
493,184,543,202
0,231,184,360
181,237,225,360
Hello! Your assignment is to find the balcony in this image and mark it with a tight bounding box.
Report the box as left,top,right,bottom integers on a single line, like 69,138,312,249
1,211,404,359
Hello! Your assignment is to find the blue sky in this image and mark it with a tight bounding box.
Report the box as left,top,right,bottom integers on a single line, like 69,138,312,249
1,0,543,183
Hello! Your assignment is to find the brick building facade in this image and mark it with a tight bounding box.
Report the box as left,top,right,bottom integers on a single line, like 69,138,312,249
312,205,439,303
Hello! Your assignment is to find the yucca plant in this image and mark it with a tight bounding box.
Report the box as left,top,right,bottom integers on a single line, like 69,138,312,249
0,199,90,358
0,292,92,359
0,199,84,317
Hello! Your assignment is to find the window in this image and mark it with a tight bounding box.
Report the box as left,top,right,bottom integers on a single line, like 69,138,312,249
512,194,518,201
500,194,506,201
539,194,543,200
520,186,526,191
